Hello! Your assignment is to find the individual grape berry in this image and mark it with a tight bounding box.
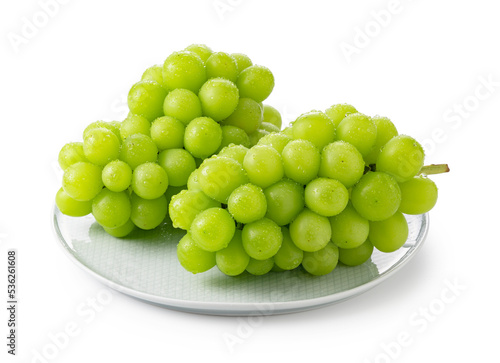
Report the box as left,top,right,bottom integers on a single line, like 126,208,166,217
158,148,196,187
162,88,203,125
55,187,93,217
335,113,377,158
190,207,236,252
150,116,185,151
162,51,207,92
319,141,365,188
305,178,349,217
262,104,282,129
281,139,320,185
103,219,136,238
198,78,239,121
127,80,167,121
130,193,168,230
369,212,409,253
83,121,121,141
292,111,336,150
102,160,132,192
302,242,339,276
248,129,269,146
120,114,151,141
184,117,222,159
141,64,164,85
290,208,331,252
217,144,249,165
205,52,239,83
83,127,121,166
92,189,131,229
219,125,251,150
58,142,87,170
246,257,274,275
264,179,304,226
236,65,274,102
228,183,267,224
243,145,284,189
338,239,374,266
398,176,438,214
324,103,357,128
216,230,250,276
223,98,263,135
274,226,304,270
364,116,398,165
231,53,253,72
259,122,280,133
169,189,220,230
177,233,216,274
185,44,213,63
242,218,283,260
329,203,370,249
119,134,158,170
257,132,291,154
62,161,103,201
131,162,169,200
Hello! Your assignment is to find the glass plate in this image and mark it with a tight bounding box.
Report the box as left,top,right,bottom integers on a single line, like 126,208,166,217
53,207,428,316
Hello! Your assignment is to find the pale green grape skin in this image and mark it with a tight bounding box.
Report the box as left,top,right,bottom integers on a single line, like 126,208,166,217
257,132,291,154
264,179,304,226
83,121,121,141
305,178,349,217
246,257,274,275
248,129,269,146
216,230,250,276
184,117,222,159
376,135,425,183
369,212,409,252
92,189,131,229
236,65,275,102
198,156,249,203
169,189,220,230
324,103,357,128
141,64,164,85
281,139,321,185
364,116,398,165
162,51,207,92
62,162,103,201
219,125,251,150
242,218,283,260
185,44,213,63
230,53,253,72
206,52,239,83
187,168,202,191
217,144,248,165
274,226,303,270
120,114,151,140
398,176,438,214
338,239,374,266
158,148,196,187
351,172,402,221
150,116,185,151
319,141,365,188
228,183,267,224
190,207,236,252
198,78,240,121
292,111,336,150
58,142,87,170
177,232,216,274
103,219,136,238
329,203,370,249
290,208,332,252
164,185,186,206
162,88,203,125
222,97,263,135
130,193,168,230
260,122,280,133
335,113,377,158
302,242,339,276
127,80,167,121
243,145,284,189
102,160,132,192
262,104,282,129
83,127,121,166
119,134,158,170
282,126,293,138
55,187,92,217
131,162,169,200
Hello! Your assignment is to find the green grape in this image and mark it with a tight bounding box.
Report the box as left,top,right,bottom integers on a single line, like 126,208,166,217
83,127,121,166
236,65,274,102
231,53,252,72
281,126,293,138
184,117,222,159
177,232,216,274
319,141,365,188
257,132,291,154
292,111,336,150
260,121,280,133
242,218,282,260
205,52,239,83
364,116,398,165
164,185,186,206
131,162,169,200
162,88,202,125
128,80,167,121
246,257,274,275
369,212,409,252
335,113,377,157
92,189,131,229
281,139,320,185
302,242,339,276
158,148,196,187
198,156,249,203
228,183,267,224
150,116,185,151
217,144,248,165
58,142,87,170
248,129,269,146
103,219,136,238
83,121,121,141
102,160,132,192
219,125,251,150
262,104,282,129
120,114,150,140
187,168,202,191
62,162,103,201
264,179,304,226
338,239,374,266
190,207,236,252
222,97,262,134
130,193,168,230
274,226,303,270
324,103,357,128
243,145,284,189
216,230,250,276
329,203,369,249
305,178,349,217
399,176,438,214
198,78,239,121
290,208,331,252
376,135,425,183
169,189,220,230
119,134,158,170
141,64,164,85
162,51,206,92
351,172,401,221
55,187,92,217
185,44,213,63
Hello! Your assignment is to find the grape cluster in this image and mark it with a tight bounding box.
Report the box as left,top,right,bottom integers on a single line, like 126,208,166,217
55,44,280,238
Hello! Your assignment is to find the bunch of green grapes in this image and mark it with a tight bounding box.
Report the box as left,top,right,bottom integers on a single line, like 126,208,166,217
55,44,282,237
175,103,446,276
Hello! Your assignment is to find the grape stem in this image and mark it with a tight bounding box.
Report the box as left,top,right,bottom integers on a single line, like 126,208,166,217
418,164,450,175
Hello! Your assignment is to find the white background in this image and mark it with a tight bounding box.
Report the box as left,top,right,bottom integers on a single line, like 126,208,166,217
1,0,499,362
